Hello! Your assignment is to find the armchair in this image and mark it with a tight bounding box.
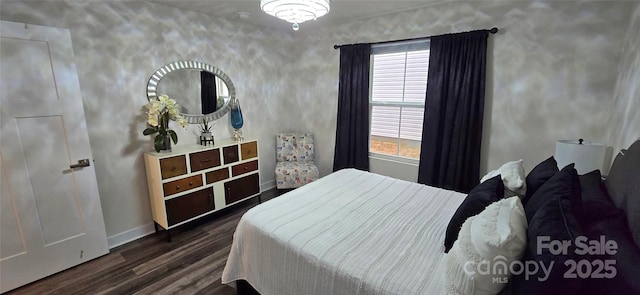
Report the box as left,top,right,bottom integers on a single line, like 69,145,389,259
275,133,320,189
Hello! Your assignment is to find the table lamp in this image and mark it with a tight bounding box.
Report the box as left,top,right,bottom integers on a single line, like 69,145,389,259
555,139,607,175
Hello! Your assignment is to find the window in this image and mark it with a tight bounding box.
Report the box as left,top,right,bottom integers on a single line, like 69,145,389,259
369,41,429,160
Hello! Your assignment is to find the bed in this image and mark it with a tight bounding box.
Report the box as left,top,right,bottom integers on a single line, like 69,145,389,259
222,139,640,295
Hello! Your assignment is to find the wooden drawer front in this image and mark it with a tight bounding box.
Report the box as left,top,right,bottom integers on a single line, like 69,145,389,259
224,173,260,205
165,188,215,226
160,156,187,179
232,160,259,177
163,175,203,196
223,145,239,164
206,167,229,184
190,149,221,172
240,141,258,160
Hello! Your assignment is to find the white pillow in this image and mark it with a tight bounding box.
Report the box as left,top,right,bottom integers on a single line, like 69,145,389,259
481,159,526,198
443,196,528,295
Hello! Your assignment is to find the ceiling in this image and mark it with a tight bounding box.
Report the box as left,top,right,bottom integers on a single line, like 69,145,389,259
147,0,443,32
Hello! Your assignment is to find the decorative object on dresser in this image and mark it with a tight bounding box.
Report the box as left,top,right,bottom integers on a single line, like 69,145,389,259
230,98,244,141
275,132,320,189
199,118,214,146
144,138,260,241
142,94,188,152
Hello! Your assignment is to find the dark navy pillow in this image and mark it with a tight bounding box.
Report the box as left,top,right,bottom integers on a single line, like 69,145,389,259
577,170,640,294
579,170,608,202
579,208,640,294
524,164,582,223
514,164,584,293
513,195,584,294
443,175,503,253
579,169,615,223
523,156,559,205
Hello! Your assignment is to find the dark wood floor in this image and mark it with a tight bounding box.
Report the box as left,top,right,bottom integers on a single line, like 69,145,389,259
7,189,286,295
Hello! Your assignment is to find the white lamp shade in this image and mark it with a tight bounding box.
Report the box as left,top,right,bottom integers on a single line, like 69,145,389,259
555,139,607,175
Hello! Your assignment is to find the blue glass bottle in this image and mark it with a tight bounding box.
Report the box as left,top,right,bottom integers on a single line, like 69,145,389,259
230,99,244,129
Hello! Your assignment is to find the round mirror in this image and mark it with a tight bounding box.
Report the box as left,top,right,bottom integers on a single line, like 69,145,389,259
146,60,236,124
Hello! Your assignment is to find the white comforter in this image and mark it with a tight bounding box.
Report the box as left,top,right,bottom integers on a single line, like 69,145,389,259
222,168,466,295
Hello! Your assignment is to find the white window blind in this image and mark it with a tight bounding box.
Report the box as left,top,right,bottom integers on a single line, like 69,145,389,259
369,42,429,160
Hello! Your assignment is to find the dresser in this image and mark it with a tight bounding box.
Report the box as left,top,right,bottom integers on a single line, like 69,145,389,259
144,138,260,239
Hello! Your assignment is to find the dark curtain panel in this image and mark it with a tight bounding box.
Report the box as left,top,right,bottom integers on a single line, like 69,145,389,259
201,71,217,115
333,44,371,172
418,30,489,193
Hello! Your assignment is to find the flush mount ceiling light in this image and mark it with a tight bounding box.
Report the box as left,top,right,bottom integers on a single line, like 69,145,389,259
260,0,331,31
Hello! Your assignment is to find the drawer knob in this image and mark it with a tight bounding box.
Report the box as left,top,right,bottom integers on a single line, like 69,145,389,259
189,182,193,186
201,159,212,163
171,167,176,171
244,166,248,170
176,185,181,189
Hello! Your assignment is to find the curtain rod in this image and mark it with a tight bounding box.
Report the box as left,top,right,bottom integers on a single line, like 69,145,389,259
333,27,498,49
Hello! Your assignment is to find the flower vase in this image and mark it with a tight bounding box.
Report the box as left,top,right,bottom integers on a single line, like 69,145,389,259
144,94,186,153
230,99,244,141
160,135,172,152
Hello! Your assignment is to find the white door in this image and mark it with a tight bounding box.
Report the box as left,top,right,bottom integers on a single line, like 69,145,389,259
0,20,109,292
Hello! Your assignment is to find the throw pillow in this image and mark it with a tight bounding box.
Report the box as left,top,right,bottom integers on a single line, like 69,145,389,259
579,169,615,223
577,168,640,294
481,159,526,198
524,164,582,223
512,194,584,294
443,197,528,295
578,207,640,294
444,175,504,253
523,156,558,204
604,140,640,247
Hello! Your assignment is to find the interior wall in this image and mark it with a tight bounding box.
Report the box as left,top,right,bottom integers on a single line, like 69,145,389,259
2,0,637,247
0,0,296,245
293,0,635,178
606,2,640,154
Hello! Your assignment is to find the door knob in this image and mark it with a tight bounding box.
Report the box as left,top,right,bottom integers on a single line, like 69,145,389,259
70,159,90,169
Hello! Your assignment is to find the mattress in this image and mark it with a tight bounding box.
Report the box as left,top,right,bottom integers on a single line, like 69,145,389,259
222,168,467,295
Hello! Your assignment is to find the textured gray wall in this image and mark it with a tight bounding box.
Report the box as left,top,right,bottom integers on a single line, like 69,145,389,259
607,3,640,154
0,0,297,240
296,0,637,176
1,0,638,243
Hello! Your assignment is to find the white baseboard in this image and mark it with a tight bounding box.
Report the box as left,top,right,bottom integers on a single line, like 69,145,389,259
107,184,276,249
261,179,275,191
107,223,156,249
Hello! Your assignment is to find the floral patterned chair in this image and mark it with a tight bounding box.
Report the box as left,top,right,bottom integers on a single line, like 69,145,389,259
275,132,320,189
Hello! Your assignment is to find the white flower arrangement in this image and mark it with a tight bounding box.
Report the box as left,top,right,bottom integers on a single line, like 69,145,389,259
143,94,188,152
